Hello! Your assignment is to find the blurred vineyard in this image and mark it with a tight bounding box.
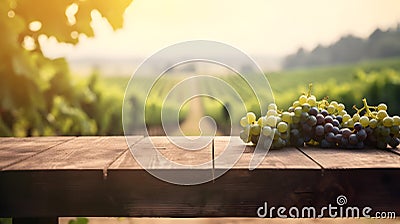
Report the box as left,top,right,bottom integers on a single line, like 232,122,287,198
208,57,400,134
2,0,400,137
1,55,400,137
102,57,400,136
269,57,400,115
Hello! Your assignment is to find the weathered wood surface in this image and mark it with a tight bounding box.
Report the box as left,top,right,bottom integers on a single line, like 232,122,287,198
298,146,400,169
4,136,142,170
110,136,320,169
0,136,399,219
0,137,75,170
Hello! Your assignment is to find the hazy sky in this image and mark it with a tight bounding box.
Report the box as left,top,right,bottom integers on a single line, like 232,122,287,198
41,0,400,60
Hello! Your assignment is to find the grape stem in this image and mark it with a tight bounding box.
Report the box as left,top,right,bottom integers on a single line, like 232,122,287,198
352,105,362,114
353,98,378,119
362,98,378,119
307,83,313,97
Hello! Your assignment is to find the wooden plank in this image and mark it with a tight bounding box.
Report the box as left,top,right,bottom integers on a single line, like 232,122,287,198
5,136,142,170
0,169,321,217
109,136,320,170
109,136,215,169
108,148,140,169
298,146,400,169
0,137,74,170
314,169,400,217
0,136,399,218
1,169,399,217
222,137,320,169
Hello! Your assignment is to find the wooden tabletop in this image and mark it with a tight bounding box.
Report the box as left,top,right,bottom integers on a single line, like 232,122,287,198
0,136,399,218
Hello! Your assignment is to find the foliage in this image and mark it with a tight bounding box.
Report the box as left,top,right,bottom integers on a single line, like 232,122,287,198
284,26,400,69
0,0,132,136
269,58,400,113
208,58,400,131
103,58,400,135
123,75,190,134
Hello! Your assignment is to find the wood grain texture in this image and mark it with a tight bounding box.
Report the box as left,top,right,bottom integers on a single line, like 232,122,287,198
1,169,399,217
0,169,321,217
0,137,74,170
297,146,400,169
109,136,320,169
0,136,399,218
5,136,142,170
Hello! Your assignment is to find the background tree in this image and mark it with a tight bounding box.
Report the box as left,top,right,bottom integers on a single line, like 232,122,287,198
283,26,400,69
0,0,132,136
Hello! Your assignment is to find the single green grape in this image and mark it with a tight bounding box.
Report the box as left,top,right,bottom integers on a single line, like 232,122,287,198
262,126,273,137
337,103,345,112
268,103,278,111
359,116,369,127
267,109,278,117
292,100,300,108
307,96,317,106
294,107,302,117
342,114,351,123
265,116,277,127
250,124,261,135
281,112,292,124
299,95,307,105
330,101,338,108
377,110,388,120
338,110,347,116
327,105,335,114
369,119,378,128
392,116,400,126
258,116,267,127
302,103,311,113
277,122,288,133
247,112,256,124
383,117,394,127
377,103,387,111
345,118,354,128
353,113,360,122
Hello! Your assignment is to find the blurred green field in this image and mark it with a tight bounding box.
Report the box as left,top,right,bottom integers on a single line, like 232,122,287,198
101,57,400,135
4,57,398,137
267,57,400,111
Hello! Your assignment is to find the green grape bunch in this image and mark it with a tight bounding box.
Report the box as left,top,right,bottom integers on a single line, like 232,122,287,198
239,84,400,150
240,103,290,149
352,99,400,149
